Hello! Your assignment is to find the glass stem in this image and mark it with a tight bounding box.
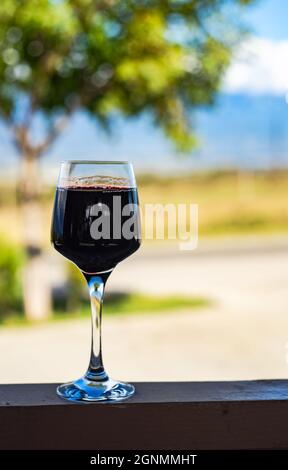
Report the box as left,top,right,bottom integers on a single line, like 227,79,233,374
83,271,112,382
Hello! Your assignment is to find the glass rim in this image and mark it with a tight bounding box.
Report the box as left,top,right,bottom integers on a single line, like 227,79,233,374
60,160,131,165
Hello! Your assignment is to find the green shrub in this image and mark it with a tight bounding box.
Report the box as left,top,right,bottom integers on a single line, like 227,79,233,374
67,262,86,310
0,238,24,316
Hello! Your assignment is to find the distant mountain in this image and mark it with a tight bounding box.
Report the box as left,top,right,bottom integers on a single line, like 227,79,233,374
193,93,288,170
1,93,288,176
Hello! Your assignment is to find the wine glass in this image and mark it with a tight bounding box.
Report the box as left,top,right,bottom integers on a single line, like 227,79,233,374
51,161,141,402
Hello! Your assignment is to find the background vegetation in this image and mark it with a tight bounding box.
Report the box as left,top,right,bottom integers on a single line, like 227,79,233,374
1,169,287,248
0,168,286,323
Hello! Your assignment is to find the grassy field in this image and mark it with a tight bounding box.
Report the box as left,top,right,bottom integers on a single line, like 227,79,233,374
0,170,287,247
0,292,208,326
138,170,288,237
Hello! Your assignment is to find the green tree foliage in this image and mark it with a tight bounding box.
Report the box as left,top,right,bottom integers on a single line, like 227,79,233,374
0,0,253,154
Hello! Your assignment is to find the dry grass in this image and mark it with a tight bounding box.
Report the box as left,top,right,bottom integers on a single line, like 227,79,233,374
138,171,288,237
0,170,287,246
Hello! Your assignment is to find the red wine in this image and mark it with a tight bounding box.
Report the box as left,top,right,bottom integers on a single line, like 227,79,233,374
51,186,141,273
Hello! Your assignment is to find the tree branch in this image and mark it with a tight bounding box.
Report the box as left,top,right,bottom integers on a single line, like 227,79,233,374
13,125,34,158
33,115,70,156
13,113,71,160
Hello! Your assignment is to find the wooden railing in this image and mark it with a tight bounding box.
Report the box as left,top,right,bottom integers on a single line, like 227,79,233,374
1,380,288,449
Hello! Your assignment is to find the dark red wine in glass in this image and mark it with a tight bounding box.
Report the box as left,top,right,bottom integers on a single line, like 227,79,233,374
52,186,140,273
51,161,141,402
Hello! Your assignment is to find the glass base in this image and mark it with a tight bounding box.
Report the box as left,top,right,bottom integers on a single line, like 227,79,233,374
57,376,135,403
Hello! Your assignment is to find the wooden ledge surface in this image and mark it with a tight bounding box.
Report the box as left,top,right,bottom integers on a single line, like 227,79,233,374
1,380,288,449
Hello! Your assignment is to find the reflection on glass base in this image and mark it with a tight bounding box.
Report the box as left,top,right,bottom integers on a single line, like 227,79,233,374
57,376,135,403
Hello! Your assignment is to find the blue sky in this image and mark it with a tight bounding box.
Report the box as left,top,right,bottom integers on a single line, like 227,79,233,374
244,0,288,40
1,0,288,176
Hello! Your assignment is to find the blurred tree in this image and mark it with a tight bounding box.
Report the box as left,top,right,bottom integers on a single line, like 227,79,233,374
0,0,254,319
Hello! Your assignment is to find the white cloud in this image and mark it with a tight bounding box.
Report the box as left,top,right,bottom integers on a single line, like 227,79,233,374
223,37,288,95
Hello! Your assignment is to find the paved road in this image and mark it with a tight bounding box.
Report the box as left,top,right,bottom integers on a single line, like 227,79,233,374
110,237,288,316
1,237,288,383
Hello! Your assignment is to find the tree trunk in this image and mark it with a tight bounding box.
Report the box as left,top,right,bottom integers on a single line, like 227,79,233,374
19,155,51,321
